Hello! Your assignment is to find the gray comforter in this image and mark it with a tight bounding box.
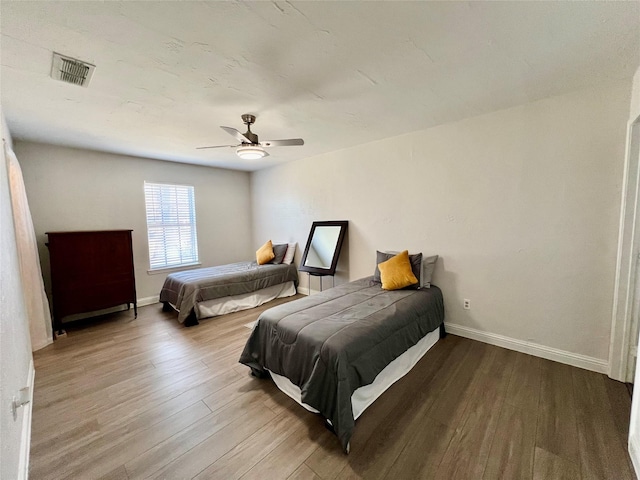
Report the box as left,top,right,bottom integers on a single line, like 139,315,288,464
159,261,299,323
239,276,445,451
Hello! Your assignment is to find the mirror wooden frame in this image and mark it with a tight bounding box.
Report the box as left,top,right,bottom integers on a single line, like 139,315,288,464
299,221,348,276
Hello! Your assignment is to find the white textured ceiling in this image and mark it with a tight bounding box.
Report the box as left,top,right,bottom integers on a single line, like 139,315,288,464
1,1,639,171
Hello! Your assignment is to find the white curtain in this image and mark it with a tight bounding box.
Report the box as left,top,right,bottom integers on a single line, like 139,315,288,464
4,141,53,350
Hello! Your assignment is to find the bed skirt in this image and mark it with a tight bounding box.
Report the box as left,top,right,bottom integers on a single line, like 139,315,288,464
194,281,297,319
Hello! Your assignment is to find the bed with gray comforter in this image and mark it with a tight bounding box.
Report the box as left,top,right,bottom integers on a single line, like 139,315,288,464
159,261,299,324
239,276,445,452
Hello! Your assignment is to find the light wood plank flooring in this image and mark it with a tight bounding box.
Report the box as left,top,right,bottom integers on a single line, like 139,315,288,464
31,297,635,479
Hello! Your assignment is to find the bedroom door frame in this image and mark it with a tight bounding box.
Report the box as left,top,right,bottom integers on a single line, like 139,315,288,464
610,117,640,383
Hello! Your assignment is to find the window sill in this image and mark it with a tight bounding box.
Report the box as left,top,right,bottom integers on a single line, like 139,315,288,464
147,262,202,275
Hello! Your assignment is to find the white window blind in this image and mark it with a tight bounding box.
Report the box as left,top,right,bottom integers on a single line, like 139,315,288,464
144,182,199,270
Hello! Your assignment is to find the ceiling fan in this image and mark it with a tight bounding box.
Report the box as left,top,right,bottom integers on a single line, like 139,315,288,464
197,114,304,160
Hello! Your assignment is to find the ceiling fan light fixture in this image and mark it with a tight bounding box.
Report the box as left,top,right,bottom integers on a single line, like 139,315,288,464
236,146,266,160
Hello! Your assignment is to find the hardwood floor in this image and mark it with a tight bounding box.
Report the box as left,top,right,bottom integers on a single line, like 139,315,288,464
30,297,635,480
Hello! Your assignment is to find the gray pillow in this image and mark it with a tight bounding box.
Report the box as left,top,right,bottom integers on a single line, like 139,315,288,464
373,251,422,289
270,244,288,264
420,255,439,288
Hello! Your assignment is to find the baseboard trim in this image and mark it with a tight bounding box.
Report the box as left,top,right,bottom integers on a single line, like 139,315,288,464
444,322,608,374
138,295,159,307
62,296,158,323
297,287,324,296
630,434,640,478
32,337,53,352
18,359,35,480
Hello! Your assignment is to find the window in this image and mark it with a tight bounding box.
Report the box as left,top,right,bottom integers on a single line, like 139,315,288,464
144,182,199,270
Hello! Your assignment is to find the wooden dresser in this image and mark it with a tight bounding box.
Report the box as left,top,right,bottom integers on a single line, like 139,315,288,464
46,230,137,334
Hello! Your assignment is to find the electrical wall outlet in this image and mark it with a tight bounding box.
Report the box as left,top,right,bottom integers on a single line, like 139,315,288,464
463,299,471,310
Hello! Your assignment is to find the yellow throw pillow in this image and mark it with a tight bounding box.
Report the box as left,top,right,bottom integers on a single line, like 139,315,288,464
256,240,275,265
378,250,419,290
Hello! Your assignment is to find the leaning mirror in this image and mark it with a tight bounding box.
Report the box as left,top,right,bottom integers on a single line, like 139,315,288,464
299,221,348,276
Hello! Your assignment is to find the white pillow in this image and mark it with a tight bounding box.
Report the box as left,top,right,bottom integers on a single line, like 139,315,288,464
282,242,297,265
421,255,439,288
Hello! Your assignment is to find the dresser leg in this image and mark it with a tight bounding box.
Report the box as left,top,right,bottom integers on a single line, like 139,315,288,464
53,317,65,339
134,302,138,319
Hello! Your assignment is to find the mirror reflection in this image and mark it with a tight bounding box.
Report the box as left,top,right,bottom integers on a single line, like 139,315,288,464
303,226,341,268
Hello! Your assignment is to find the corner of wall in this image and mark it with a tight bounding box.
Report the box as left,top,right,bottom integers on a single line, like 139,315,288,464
630,433,640,478
617,64,640,480
630,65,640,122
609,66,640,382
17,359,35,480
2,110,13,151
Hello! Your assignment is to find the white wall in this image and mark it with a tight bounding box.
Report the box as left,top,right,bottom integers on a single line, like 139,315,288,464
0,113,33,480
252,80,631,365
14,142,253,304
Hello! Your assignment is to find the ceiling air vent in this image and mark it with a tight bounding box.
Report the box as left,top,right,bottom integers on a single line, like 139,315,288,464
50,52,95,87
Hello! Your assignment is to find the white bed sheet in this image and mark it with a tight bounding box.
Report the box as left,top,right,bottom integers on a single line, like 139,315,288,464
267,325,441,420
191,281,297,319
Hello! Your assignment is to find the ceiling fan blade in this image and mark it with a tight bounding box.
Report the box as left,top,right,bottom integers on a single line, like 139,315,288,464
221,126,251,144
196,145,235,150
260,138,304,147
